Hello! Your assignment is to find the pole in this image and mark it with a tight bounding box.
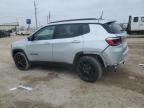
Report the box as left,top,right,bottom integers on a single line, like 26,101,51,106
100,10,103,20
15,18,19,35
47,11,51,24
34,0,38,29
49,11,51,23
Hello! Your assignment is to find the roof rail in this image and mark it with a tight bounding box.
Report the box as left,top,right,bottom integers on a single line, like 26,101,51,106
50,18,99,23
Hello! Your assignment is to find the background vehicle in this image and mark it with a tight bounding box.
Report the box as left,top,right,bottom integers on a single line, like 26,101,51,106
127,16,144,34
0,30,10,38
17,30,30,35
11,18,128,82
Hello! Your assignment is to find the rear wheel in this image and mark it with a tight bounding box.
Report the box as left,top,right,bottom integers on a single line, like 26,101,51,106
77,56,103,82
14,52,31,70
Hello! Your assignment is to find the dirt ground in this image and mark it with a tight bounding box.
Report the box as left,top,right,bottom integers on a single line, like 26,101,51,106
0,36,144,108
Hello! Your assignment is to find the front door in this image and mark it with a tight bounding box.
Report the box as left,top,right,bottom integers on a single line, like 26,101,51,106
26,26,55,61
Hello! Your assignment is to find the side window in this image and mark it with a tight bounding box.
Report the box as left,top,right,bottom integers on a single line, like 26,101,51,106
133,17,139,22
141,17,144,22
33,26,55,40
82,24,90,34
54,24,90,39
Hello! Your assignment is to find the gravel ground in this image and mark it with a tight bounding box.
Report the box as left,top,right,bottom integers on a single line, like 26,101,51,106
0,36,144,108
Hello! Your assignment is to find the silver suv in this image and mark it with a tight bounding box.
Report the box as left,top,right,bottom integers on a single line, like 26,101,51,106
11,18,128,82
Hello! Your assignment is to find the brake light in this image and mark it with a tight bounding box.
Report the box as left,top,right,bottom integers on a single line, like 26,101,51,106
106,37,122,46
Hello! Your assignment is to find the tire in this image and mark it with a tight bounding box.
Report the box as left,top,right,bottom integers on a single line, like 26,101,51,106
77,56,103,82
14,52,31,70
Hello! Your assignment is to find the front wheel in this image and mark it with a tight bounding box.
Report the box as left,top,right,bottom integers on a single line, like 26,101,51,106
77,56,103,82
14,52,31,70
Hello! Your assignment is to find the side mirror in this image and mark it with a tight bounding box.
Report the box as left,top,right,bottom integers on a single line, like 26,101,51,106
27,36,33,41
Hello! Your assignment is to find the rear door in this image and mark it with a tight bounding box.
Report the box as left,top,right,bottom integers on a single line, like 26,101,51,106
52,24,89,64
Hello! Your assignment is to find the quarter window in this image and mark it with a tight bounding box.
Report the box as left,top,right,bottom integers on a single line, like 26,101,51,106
133,17,139,22
54,24,89,39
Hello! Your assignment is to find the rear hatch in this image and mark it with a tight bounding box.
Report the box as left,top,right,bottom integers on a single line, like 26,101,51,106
104,21,127,47
104,21,128,64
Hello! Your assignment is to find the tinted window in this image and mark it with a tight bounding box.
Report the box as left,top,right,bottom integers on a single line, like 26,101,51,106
133,17,139,22
104,22,123,34
141,17,144,22
82,24,90,34
54,24,89,39
33,26,55,40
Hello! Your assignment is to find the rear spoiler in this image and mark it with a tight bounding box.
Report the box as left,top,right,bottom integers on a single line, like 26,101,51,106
105,21,116,25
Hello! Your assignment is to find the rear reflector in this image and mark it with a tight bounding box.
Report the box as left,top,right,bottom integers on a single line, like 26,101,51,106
106,37,122,46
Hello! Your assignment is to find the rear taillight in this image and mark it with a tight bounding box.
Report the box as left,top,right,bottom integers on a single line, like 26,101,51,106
106,37,122,46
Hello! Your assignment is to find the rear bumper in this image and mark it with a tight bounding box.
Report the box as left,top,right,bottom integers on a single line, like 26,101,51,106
102,45,128,67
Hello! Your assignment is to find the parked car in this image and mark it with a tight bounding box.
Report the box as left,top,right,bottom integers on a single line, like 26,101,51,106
17,30,30,35
127,16,144,34
11,18,128,82
0,30,10,38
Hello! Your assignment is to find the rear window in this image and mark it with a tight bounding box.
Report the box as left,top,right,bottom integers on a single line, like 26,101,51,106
104,22,123,34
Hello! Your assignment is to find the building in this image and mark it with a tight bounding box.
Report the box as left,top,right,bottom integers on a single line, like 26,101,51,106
0,22,19,32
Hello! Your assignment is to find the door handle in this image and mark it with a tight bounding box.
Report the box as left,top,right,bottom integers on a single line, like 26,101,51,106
72,40,81,43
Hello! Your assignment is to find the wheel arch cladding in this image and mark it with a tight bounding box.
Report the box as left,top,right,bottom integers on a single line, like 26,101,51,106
73,52,105,68
12,49,26,57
